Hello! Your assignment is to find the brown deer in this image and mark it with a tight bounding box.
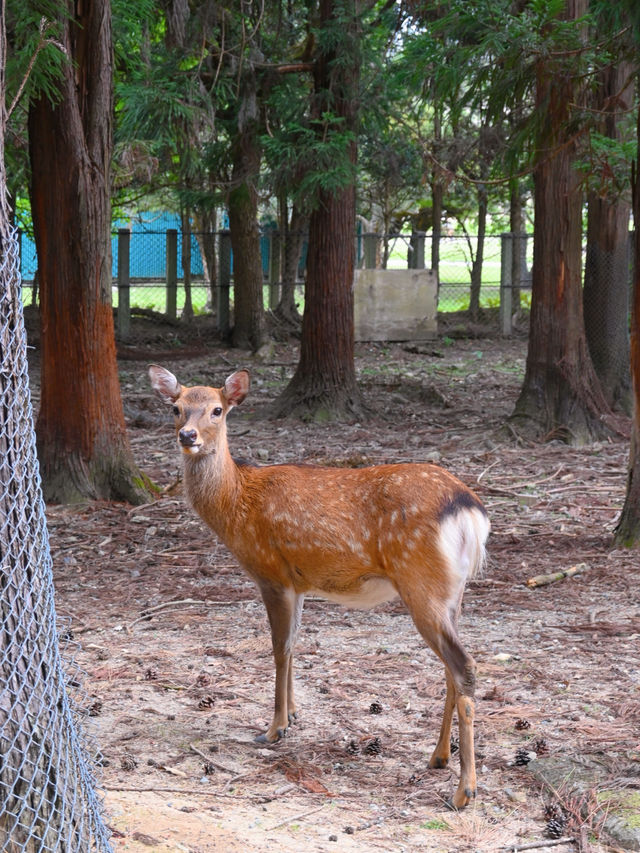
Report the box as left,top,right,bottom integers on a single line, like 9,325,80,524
148,365,490,809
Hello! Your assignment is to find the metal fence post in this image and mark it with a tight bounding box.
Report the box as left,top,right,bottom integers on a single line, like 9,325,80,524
218,229,231,334
117,228,130,338
500,232,513,336
268,228,281,309
166,229,178,319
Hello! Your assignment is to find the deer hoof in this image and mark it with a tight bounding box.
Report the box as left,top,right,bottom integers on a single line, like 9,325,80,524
254,727,286,744
428,755,449,770
445,787,476,811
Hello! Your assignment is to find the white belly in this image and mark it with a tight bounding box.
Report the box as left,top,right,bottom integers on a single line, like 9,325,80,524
309,576,399,610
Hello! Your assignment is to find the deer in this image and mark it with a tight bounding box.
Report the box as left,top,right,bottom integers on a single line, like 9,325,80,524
148,364,490,810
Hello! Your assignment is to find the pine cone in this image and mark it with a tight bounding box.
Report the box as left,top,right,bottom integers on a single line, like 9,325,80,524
533,737,549,755
197,695,215,710
203,761,217,775
514,747,533,766
369,701,383,715
363,737,382,756
450,736,459,754
545,817,566,839
346,739,360,756
514,718,531,730
88,699,103,717
120,753,138,771
544,803,566,822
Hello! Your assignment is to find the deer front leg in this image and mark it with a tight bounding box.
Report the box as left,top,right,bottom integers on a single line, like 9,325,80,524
255,584,303,743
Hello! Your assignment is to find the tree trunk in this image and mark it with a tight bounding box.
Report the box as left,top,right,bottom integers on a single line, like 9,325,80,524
273,181,364,420
28,0,150,504
431,106,443,277
614,101,640,546
181,207,193,320
273,0,365,420
510,0,612,444
509,179,524,310
194,207,217,311
583,62,633,414
431,177,442,276
276,197,305,326
228,66,266,351
469,184,487,319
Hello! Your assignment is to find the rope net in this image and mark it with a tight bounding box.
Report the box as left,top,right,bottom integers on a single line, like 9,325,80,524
0,224,112,851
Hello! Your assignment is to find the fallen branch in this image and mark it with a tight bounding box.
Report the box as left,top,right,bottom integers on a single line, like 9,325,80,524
501,838,575,852
265,803,328,832
189,743,239,776
127,598,242,630
526,563,588,589
103,784,264,800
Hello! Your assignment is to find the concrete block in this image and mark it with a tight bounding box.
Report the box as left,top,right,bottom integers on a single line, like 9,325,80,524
354,269,437,342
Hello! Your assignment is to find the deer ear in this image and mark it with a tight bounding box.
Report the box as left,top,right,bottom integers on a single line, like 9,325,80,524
149,364,182,403
223,370,250,408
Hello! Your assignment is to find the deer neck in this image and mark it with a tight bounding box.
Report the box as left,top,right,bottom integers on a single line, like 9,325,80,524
182,441,240,540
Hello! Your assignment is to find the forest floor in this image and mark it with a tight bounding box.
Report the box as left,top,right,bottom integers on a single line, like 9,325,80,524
29,312,640,852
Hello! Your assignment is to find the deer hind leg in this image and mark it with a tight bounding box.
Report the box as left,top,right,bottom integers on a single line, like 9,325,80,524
256,584,304,743
429,668,457,770
401,591,477,810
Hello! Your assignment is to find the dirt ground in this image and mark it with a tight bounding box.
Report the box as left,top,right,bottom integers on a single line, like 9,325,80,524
32,315,640,852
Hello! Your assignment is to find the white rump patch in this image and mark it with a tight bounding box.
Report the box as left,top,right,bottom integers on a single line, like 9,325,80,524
438,507,490,587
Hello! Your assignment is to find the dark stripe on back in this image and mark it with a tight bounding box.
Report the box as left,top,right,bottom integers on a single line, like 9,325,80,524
438,489,486,522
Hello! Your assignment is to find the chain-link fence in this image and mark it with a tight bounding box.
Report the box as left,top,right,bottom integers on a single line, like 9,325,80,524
0,225,112,851
18,227,532,326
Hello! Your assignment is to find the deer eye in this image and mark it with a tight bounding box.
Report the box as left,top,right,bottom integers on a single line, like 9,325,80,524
212,406,223,418
172,405,180,417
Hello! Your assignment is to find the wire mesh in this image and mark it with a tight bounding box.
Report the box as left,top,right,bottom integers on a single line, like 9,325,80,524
20,226,533,323
0,225,113,852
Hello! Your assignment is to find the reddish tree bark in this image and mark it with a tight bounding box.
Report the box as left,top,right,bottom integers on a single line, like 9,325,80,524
274,0,365,420
614,100,640,546
228,65,267,352
583,61,633,414
511,0,612,444
275,197,306,327
28,0,149,503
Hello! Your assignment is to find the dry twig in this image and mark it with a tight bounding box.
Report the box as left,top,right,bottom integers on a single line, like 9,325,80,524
265,803,328,832
501,838,575,852
526,563,588,589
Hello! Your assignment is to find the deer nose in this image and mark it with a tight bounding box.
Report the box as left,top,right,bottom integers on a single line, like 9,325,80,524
179,428,198,447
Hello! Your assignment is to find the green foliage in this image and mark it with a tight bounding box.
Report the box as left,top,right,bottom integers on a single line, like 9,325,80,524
262,113,356,206
6,0,638,244
5,1,68,109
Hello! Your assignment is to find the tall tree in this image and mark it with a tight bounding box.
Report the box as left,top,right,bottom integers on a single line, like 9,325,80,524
614,96,640,545
613,0,640,546
583,58,634,413
28,0,149,503
227,53,267,350
274,0,366,420
510,0,612,443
